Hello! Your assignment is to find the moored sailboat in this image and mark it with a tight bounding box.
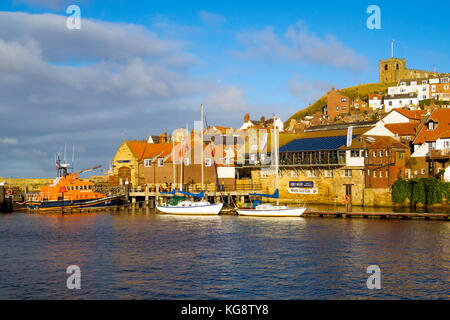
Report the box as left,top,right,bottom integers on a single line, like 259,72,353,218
236,117,306,217
156,104,223,215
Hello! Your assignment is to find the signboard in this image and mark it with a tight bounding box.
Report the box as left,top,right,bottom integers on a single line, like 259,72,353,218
287,187,318,194
289,181,314,188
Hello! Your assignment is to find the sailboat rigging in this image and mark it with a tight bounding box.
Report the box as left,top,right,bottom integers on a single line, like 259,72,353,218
236,117,306,217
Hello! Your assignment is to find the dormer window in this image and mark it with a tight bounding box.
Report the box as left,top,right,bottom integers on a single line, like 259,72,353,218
428,121,435,130
158,158,164,167
144,159,152,167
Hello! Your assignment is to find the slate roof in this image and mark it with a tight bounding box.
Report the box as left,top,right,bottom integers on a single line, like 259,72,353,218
279,135,358,152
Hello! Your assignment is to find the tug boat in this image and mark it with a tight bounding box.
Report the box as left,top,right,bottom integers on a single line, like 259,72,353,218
26,155,122,211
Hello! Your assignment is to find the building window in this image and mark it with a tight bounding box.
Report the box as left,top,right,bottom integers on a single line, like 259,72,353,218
184,157,190,166
341,98,347,102
421,168,426,175
385,64,388,71
308,170,316,178
344,169,352,177
373,150,377,157
223,157,230,165
365,150,368,158
380,171,383,178
385,149,389,157
158,158,164,167
399,152,403,159
379,150,383,157
428,122,435,130
389,101,393,106
324,170,332,178
205,158,212,167
351,150,361,157
373,171,377,178
144,159,152,167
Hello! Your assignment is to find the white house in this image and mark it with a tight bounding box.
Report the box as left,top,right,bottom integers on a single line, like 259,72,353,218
240,116,284,132
384,93,419,112
363,120,396,137
368,94,383,110
388,79,430,101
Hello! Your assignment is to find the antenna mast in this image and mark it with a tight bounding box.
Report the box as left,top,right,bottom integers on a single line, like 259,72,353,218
391,39,395,58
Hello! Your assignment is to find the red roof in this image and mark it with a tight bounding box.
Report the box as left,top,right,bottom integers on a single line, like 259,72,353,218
385,123,417,136
394,109,426,121
413,109,450,144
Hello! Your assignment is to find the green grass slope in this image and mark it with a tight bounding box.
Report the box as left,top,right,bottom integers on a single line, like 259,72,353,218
285,82,395,127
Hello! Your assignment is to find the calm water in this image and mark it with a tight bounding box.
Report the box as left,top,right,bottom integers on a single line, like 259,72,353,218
0,210,448,299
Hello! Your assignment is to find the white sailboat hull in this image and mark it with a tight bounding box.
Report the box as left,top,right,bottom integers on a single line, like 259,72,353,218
237,207,306,217
157,202,223,215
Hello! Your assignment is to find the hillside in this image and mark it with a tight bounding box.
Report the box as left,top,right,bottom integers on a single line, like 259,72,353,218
285,82,396,127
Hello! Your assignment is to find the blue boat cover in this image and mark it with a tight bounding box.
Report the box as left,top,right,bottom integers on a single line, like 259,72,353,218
279,135,358,152
251,199,263,208
160,189,176,195
177,190,205,198
250,189,279,199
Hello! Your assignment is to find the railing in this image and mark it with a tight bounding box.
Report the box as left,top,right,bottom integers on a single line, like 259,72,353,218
429,149,450,158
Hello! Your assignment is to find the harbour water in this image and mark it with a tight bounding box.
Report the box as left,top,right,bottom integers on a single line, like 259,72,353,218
0,210,448,299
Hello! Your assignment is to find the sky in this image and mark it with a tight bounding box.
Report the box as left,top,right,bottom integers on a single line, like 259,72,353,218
1,0,450,178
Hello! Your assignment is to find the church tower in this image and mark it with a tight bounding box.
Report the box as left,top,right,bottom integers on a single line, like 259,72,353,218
379,58,407,83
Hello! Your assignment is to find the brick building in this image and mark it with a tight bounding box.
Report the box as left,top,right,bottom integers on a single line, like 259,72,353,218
324,87,351,120
111,137,236,190
363,136,410,188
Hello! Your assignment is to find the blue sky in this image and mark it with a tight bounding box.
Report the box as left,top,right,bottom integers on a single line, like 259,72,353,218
1,0,449,177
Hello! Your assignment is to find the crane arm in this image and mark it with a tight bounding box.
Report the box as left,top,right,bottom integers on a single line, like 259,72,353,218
77,165,102,175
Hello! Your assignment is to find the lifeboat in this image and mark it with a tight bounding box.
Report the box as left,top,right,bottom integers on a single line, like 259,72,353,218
26,155,122,211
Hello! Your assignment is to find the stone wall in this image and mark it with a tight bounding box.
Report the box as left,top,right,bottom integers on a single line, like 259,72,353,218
253,167,366,206
363,188,392,207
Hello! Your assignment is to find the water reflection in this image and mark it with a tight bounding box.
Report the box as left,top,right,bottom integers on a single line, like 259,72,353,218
0,211,448,299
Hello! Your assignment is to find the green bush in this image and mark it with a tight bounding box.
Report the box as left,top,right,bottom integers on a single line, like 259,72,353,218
392,177,447,205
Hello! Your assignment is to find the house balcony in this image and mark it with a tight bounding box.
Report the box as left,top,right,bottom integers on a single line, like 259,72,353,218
429,149,450,160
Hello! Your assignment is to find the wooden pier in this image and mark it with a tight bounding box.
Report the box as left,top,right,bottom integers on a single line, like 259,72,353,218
127,186,261,210
303,210,450,221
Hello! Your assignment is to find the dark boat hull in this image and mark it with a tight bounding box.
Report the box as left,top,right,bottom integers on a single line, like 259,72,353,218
26,196,122,211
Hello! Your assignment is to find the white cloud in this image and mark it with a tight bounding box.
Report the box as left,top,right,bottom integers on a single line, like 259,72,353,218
236,21,367,72
288,76,331,103
204,86,248,111
199,10,226,26
0,137,18,145
0,11,252,177
13,0,85,10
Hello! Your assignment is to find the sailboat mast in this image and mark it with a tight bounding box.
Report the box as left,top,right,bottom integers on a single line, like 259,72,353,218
201,104,204,191
180,131,184,191
172,136,175,190
274,117,279,206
